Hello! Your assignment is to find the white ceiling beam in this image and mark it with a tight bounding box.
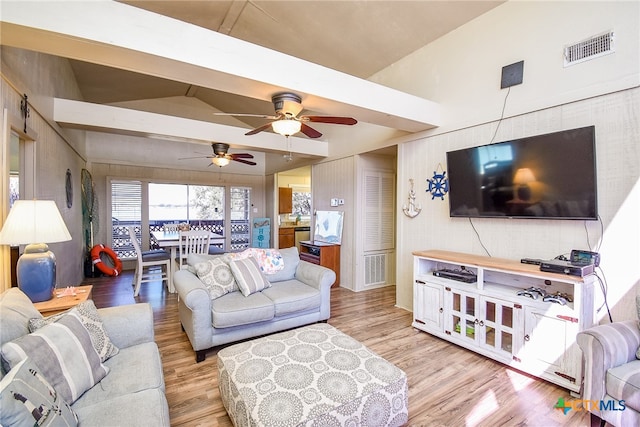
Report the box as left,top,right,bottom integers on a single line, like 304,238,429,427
0,1,441,132
53,99,327,157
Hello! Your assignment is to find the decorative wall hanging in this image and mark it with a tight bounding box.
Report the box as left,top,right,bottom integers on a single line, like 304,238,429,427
20,93,30,133
65,169,73,208
402,178,422,218
427,164,449,200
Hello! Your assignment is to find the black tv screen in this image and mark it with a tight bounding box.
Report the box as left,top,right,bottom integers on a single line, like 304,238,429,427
446,126,597,220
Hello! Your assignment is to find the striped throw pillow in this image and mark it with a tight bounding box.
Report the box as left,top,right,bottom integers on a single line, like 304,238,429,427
230,256,271,296
1,312,109,404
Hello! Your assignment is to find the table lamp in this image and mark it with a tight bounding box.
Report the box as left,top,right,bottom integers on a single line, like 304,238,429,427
0,200,72,302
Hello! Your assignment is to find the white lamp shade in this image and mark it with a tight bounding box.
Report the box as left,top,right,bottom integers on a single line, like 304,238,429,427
0,200,72,245
272,119,302,136
513,168,536,185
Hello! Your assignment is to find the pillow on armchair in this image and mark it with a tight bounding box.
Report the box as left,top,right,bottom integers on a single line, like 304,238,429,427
2,312,109,404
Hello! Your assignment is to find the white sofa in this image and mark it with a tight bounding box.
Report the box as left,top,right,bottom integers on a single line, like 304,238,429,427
173,247,336,362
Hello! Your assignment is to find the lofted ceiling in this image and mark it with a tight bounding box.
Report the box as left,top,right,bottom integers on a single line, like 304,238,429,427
1,0,503,172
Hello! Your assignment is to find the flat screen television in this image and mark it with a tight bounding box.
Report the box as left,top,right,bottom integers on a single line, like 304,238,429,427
446,126,597,220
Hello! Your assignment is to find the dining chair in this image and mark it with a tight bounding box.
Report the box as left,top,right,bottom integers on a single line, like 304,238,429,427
177,230,211,270
127,226,173,296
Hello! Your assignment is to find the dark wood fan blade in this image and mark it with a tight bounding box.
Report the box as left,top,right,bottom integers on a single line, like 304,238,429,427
233,158,257,166
230,153,254,159
301,123,323,138
304,116,357,125
245,122,274,136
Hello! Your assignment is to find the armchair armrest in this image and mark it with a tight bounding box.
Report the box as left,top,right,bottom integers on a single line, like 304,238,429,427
577,320,640,401
98,303,155,349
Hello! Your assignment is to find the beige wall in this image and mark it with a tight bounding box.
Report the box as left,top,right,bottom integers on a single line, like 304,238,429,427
1,47,87,288
377,0,640,322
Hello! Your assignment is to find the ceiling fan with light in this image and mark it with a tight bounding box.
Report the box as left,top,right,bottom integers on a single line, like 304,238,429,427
216,92,357,138
179,143,256,167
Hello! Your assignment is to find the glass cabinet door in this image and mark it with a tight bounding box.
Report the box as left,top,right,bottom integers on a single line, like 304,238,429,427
446,288,478,343
480,296,518,359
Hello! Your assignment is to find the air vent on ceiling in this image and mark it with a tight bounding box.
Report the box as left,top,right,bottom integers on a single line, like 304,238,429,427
564,31,615,67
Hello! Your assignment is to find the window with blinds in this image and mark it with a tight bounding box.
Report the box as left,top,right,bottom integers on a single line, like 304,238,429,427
111,181,142,258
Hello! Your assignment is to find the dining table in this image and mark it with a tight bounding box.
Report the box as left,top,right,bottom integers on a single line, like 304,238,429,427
151,230,225,290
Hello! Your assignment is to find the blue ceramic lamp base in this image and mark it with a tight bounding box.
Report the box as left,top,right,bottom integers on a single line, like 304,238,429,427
17,243,56,302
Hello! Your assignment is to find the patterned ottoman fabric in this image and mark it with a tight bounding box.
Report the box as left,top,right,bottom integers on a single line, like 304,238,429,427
218,323,408,427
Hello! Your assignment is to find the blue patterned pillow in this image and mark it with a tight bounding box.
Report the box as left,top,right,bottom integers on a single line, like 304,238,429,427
0,357,78,426
2,312,109,404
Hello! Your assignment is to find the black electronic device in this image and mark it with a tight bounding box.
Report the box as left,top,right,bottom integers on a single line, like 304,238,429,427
446,126,597,220
540,260,594,277
432,269,477,283
520,258,543,265
570,249,600,267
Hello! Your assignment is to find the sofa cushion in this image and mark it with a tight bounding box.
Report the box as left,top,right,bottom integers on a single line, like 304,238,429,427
211,292,274,328
0,357,78,427
194,257,238,299
71,342,165,410
73,388,170,426
607,359,640,412
264,247,300,282
261,280,321,316
0,289,43,376
1,313,109,404
230,257,271,296
29,300,119,362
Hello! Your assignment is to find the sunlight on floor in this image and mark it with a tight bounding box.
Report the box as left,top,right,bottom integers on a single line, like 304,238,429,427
506,369,536,392
465,389,499,427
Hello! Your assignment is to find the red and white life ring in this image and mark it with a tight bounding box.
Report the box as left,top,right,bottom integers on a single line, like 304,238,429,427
91,244,123,276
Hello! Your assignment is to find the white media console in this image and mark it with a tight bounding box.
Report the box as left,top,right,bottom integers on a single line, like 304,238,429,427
412,250,596,393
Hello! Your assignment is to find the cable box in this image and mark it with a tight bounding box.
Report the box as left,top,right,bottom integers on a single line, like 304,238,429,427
539,260,594,277
432,269,477,283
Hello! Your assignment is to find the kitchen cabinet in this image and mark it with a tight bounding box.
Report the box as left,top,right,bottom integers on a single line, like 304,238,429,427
278,227,294,249
278,187,292,214
299,241,340,287
412,249,595,393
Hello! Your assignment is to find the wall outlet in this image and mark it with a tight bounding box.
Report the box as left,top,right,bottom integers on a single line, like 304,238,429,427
338,199,345,205
330,198,339,207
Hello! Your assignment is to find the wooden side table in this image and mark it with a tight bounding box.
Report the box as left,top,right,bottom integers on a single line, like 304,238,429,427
33,285,93,316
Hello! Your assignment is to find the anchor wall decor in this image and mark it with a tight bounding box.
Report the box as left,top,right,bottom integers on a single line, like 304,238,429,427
402,178,422,218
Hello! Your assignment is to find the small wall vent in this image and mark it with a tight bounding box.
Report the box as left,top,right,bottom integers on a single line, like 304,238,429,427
564,31,615,67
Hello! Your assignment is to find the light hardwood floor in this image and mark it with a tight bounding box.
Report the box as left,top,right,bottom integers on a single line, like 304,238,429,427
86,271,592,427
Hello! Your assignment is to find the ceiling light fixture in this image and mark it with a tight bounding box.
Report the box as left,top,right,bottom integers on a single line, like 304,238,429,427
272,119,301,137
211,157,230,167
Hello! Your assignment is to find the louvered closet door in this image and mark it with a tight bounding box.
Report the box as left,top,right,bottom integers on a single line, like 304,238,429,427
364,171,395,251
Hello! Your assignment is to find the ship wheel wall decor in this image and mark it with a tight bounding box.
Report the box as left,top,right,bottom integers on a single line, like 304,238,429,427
427,164,449,200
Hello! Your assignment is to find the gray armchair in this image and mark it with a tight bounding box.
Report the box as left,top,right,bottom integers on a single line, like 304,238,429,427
576,319,640,426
